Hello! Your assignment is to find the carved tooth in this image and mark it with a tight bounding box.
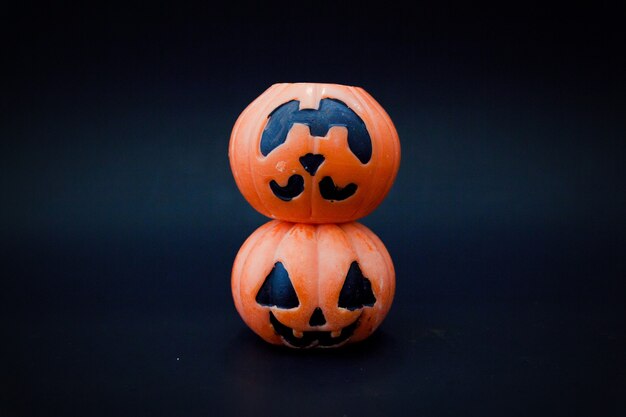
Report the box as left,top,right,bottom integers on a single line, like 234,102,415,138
331,330,342,338
292,330,304,338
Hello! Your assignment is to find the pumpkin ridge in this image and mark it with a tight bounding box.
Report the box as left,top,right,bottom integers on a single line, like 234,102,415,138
235,220,283,329
246,83,292,219
345,87,377,220
315,224,321,320
352,222,396,319
356,89,401,217
273,222,302,307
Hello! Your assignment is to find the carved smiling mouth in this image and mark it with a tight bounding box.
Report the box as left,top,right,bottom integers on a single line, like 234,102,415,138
269,175,357,202
269,311,360,348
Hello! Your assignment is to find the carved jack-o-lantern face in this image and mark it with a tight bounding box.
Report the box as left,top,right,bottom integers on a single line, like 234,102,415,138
229,83,401,223
231,221,395,348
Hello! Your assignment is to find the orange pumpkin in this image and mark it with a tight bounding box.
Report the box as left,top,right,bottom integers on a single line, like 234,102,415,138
229,83,401,223
231,220,395,348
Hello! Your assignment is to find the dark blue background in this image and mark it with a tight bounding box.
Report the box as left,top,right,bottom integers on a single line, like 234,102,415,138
2,3,625,416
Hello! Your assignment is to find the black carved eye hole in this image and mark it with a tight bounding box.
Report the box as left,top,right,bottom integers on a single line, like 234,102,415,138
256,262,299,309
269,175,304,201
319,177,357,201
338,262,376,310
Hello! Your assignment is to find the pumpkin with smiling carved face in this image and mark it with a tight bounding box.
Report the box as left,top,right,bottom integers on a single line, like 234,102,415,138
231,220,395,348
229,83,401,223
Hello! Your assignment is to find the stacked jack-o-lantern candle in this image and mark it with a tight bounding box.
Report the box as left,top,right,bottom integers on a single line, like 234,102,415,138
229,83,400,348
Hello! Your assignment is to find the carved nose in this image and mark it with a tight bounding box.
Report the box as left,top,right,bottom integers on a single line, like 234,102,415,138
308,307,327,326
299,153,325,176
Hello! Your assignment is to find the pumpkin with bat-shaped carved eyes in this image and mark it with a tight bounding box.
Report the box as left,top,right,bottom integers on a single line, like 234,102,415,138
231,220,395,348
229,83,401,223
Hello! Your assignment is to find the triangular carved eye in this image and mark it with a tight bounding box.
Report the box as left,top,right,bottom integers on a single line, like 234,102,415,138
338,262,376,310
256,262,299,309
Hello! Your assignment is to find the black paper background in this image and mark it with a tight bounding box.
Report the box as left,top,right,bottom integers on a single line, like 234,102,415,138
2,3,625,416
